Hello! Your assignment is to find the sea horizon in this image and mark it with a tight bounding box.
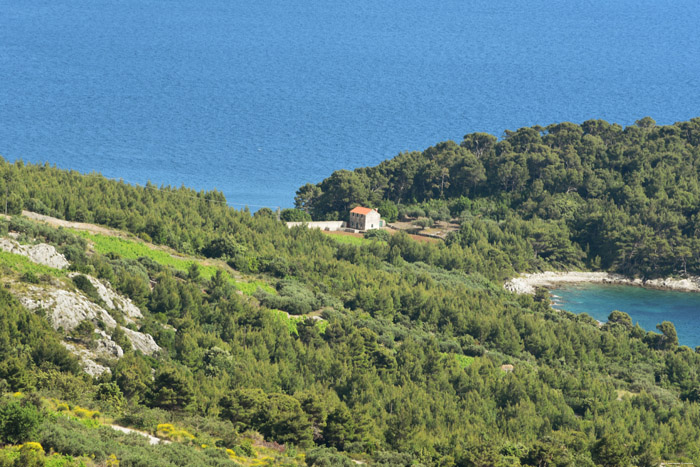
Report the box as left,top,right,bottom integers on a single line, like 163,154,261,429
2,0,700,208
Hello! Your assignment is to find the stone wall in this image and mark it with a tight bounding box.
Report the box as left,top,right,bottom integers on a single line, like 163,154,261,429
285,221,345,231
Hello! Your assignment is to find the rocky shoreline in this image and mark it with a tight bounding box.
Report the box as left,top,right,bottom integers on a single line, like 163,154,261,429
504,271,700,295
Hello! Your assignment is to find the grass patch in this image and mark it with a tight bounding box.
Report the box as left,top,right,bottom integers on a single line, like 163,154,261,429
315,320,329,334
272,310,301,336
235,281,276,296
323,233,371,246
74,230,277,297
0,250,66,278
73,231,220,278
454,354,475,369
270,310,327,336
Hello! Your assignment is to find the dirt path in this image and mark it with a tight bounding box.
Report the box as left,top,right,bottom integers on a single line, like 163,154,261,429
109,424,170,445
23,210,131,237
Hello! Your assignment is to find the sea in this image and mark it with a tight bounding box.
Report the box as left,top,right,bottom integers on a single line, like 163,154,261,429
3,0,700,335
551,284,700,347
2,0,700,209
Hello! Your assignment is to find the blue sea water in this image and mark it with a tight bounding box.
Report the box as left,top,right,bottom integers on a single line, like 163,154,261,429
1,0,700,208
551,285,700,347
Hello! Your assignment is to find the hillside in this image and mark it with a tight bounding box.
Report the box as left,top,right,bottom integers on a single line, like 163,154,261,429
298,117,700,280
1,121,700,465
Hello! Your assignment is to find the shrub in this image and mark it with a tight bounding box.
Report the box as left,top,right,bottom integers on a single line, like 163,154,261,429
376,200,398,222
412,217,434,228
427,205,451,221
73,407,99,419
110,326,130,353
18,442,45,467
254,280,320,315
398,207,425,220
71,320,95,345
363,229,390,242
72,275,101,304
304,446,356,466
0,400,41,444
20,271,40,284
280,209,311,222
156,424,195,443
202,236,242,259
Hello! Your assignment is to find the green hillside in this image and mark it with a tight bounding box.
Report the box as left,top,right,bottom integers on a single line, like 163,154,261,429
1,120,700,465
299,117,700,279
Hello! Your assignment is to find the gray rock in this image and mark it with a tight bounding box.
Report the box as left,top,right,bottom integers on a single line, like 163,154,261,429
19,285,118,331
94,330,124,359
17,285,160,357
123,327,160,356
0,237,70,269
68,273,143,321
61,342,111,377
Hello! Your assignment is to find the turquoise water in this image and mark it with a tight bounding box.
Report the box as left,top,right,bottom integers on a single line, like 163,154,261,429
551,284,700,347
2,0,700,208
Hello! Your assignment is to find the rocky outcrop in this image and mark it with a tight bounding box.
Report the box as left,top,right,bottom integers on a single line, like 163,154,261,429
0,237,70,269
122,328,160,356
19,285,118,331
68,273,143,321
62,342,111,377
95,330,125,359
17,285,160,356
505,271,700,295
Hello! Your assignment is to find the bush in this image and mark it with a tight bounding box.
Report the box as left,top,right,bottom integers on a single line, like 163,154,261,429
427,206,451,221
412,218,434,228
72,275,101,304
305,446,355,467
0,400,41,444
17,442,45,467
376,201,398,223
201,236,242,259
71,320,95,345
398,207,425,220
20,272,40,284
363,229,390,242
280,209,311,222
254,280,320,315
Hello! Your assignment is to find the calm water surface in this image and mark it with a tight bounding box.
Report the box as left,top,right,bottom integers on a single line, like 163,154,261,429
551,284,700,347
2,0,700,207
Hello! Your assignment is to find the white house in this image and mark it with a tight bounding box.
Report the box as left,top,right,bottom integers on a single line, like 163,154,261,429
348,206,382,231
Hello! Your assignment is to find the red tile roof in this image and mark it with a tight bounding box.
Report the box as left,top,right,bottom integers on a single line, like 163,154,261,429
350,206,373,215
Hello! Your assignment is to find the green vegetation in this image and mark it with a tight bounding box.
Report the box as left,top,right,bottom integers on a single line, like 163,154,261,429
73,231,220,279
325,233,371,246
300,117,700,280
0,251,65,279
453,354,475,369
2,119,700,464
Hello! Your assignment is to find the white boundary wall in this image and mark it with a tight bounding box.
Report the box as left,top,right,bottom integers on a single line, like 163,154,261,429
286,221,345,231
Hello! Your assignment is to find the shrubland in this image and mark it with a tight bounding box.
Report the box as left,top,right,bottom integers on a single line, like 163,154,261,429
1,118,700,465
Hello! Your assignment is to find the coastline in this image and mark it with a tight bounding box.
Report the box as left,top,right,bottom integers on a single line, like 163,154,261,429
504,271,700,295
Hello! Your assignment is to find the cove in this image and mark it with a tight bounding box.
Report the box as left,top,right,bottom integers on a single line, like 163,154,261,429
550,284,700,347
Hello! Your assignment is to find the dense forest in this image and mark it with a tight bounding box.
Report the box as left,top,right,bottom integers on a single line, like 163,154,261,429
297,117,700,279
0,119,700,466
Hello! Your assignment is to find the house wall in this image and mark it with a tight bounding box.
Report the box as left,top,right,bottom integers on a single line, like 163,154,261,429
364,211,381,230
349,212,364,230
285,221,345,231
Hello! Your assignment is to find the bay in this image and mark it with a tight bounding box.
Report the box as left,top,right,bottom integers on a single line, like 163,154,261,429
1,0,700,208
551,284,700,347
